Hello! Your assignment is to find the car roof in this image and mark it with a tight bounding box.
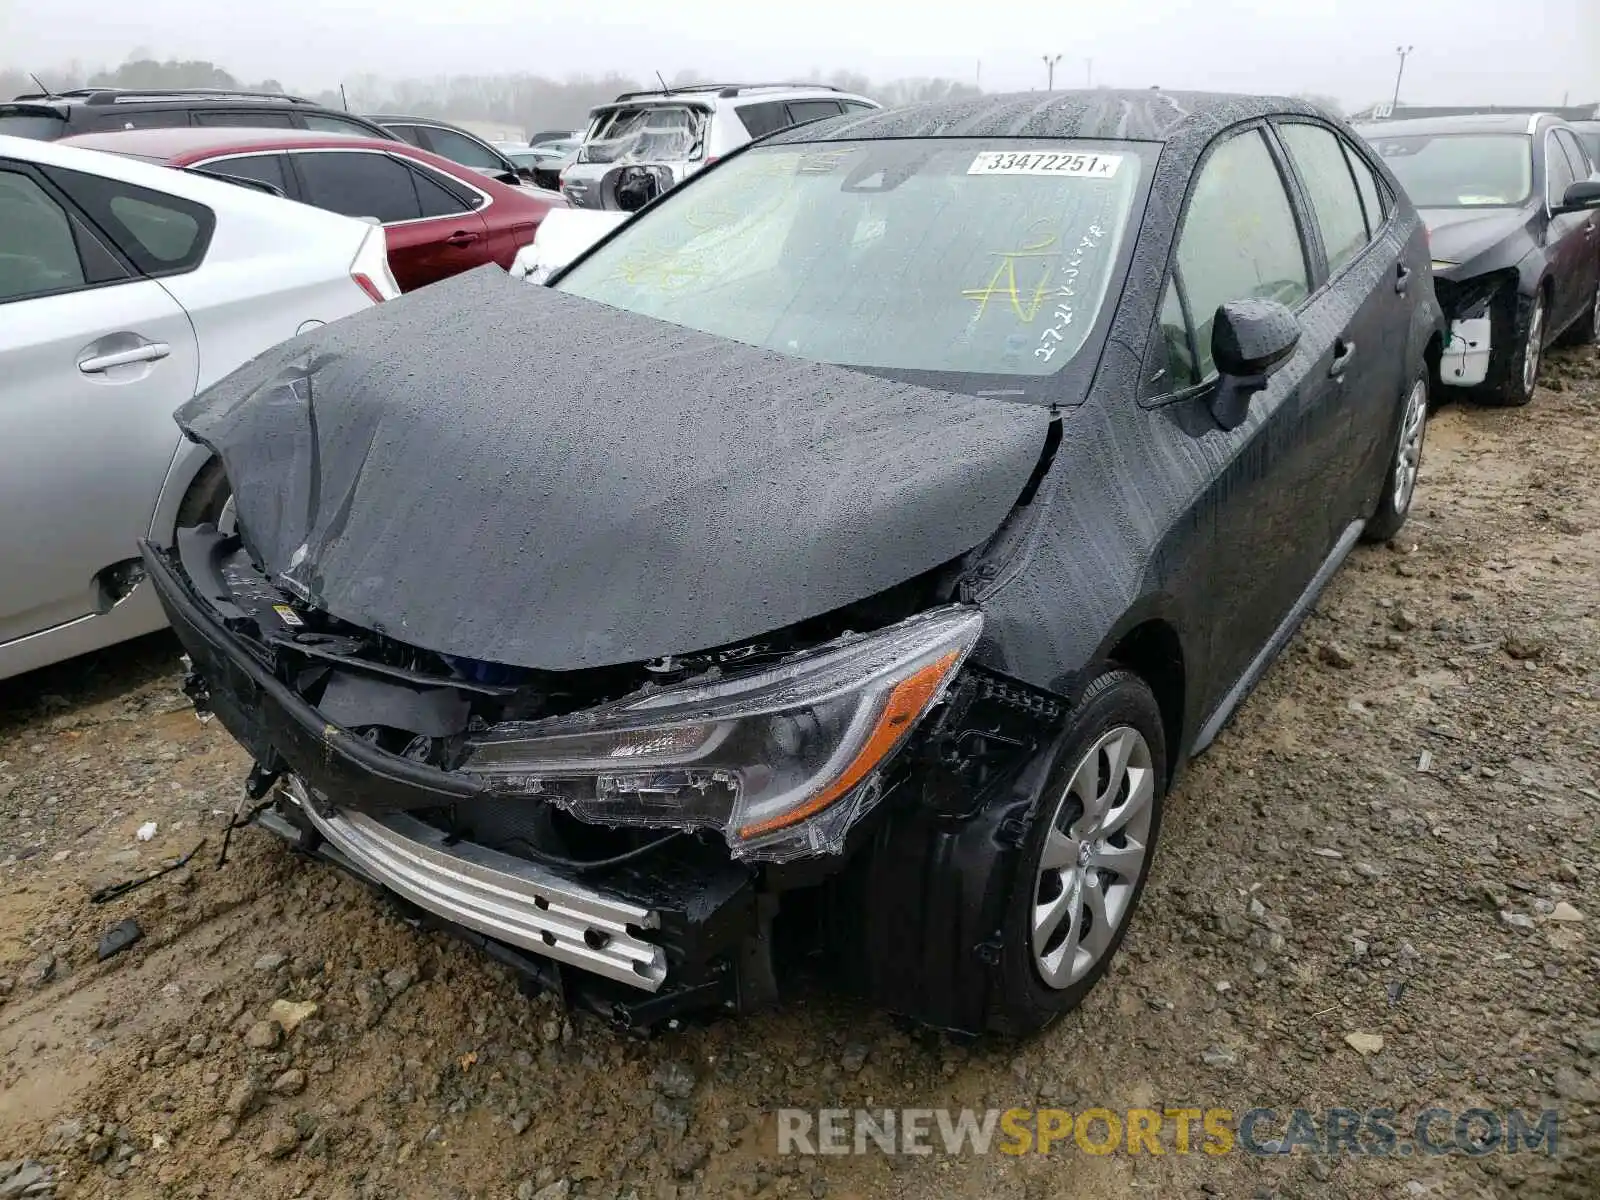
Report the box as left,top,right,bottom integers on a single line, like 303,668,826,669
58,127,401,159
7,87,324,109
1354,112,1553,136
762,88,1320,146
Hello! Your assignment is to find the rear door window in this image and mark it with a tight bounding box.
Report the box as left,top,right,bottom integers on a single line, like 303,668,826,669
736,102,791,139
42,166,214,275
301,112,380,137
785,99,844,126
385,124,427,147
291,151,423,223
191,109,297,128
0,169,87,301
1278,122,1370,276
418,126,504,171
408,163,474,217
200,153,291,197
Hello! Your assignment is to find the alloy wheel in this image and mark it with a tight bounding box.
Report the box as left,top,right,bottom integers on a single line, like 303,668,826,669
1523,296,1546,396
1392,379,1428,516
1032,726,1154,989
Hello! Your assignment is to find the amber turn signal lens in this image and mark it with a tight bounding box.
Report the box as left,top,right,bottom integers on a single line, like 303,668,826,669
736,649,961,840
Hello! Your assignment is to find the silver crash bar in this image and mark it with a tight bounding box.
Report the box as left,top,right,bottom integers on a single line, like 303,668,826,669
283,780,667,991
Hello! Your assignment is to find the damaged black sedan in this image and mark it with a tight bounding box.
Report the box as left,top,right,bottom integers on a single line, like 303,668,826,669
143,91,1442,1037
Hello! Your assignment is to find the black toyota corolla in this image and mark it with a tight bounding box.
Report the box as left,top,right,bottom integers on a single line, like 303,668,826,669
144,91,1443,1036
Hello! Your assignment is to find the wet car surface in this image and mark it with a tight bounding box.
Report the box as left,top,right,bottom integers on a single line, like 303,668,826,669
143,90,1445,1037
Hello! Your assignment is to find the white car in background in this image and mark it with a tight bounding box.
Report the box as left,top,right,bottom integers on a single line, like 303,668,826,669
509,208,630,284
0,133,400,681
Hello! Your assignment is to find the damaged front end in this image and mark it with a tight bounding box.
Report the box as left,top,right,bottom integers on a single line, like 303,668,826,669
1434,270,1518,388
143,527,1061,1030
143,274,1069,1030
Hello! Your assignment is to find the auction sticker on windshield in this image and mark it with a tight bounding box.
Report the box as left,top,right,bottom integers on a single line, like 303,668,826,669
968,151,1123,177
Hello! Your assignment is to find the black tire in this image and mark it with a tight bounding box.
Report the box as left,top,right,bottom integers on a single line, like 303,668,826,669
1361,371,1429,544
987,669,1167,1036
175,458,232,529
1478,289,1545,407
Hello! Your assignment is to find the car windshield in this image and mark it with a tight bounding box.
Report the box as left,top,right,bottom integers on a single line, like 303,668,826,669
556,139,1143,383
1367,132,1533,207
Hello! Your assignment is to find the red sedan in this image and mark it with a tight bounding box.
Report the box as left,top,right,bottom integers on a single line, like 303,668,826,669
61,128,565,292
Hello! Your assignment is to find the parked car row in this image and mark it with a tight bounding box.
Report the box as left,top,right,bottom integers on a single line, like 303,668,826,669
56,127,562,292
1,87,549,192
131,90,1470,1036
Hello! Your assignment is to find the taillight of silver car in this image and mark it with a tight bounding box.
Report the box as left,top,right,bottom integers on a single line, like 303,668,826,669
350,226,401,303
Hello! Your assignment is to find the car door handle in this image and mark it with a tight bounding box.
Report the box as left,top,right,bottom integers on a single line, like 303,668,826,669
445,231,481,246
1328,339,1356,378
78,342,171,374
1395,263,1411,295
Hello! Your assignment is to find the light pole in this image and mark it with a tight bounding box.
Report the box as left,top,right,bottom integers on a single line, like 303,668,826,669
1391,45,1413,113
1086,57,1094,87
1042,54,1062,91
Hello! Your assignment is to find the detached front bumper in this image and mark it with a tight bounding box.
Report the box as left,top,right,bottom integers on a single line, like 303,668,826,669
138,539,763,1023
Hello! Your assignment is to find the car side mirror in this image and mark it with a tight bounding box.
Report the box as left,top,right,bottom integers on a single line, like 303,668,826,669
1207,298,1301,431
1555,180,1600,214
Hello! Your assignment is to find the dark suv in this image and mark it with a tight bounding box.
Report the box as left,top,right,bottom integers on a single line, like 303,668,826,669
0,88,394,142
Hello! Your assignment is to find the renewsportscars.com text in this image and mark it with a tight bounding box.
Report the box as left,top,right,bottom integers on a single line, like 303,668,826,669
776,1106,1560,1158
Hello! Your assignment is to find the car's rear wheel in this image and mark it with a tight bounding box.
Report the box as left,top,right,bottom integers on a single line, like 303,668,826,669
1481,290,1545,407
1362,372,1428,544
988,670,1166,1036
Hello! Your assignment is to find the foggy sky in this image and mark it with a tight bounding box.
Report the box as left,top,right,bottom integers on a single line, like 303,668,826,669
3,0,1597,112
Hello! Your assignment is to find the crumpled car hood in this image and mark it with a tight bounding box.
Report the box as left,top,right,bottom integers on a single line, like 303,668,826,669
176,267,1051,671
1420,206,1528,268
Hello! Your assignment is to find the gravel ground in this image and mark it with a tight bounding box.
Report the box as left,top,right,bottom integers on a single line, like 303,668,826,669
1,347,1597,1200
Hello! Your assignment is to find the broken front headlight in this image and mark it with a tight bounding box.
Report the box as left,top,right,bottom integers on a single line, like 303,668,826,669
462,607,983,861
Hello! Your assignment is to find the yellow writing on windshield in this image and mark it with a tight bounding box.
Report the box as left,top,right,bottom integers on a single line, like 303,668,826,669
962,222,1061,322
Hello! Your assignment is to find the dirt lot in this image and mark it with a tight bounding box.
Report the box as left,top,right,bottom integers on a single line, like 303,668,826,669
2,348,1598,1200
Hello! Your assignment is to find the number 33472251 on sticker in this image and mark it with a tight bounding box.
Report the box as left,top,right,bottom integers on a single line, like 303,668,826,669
968,152,1123,178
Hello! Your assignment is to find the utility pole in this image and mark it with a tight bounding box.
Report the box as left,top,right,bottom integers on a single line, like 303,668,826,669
1042,54,1062,91
976,59,982,89
1391,45,1413,113
1086,57,1094,87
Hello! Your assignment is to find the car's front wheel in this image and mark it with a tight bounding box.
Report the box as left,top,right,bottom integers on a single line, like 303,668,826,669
1482,290,1546,407
988,669,1167,1035
1362,372,1428,544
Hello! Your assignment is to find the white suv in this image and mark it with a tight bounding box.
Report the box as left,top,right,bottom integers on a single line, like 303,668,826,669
0,133,400,680
560,83,879,211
